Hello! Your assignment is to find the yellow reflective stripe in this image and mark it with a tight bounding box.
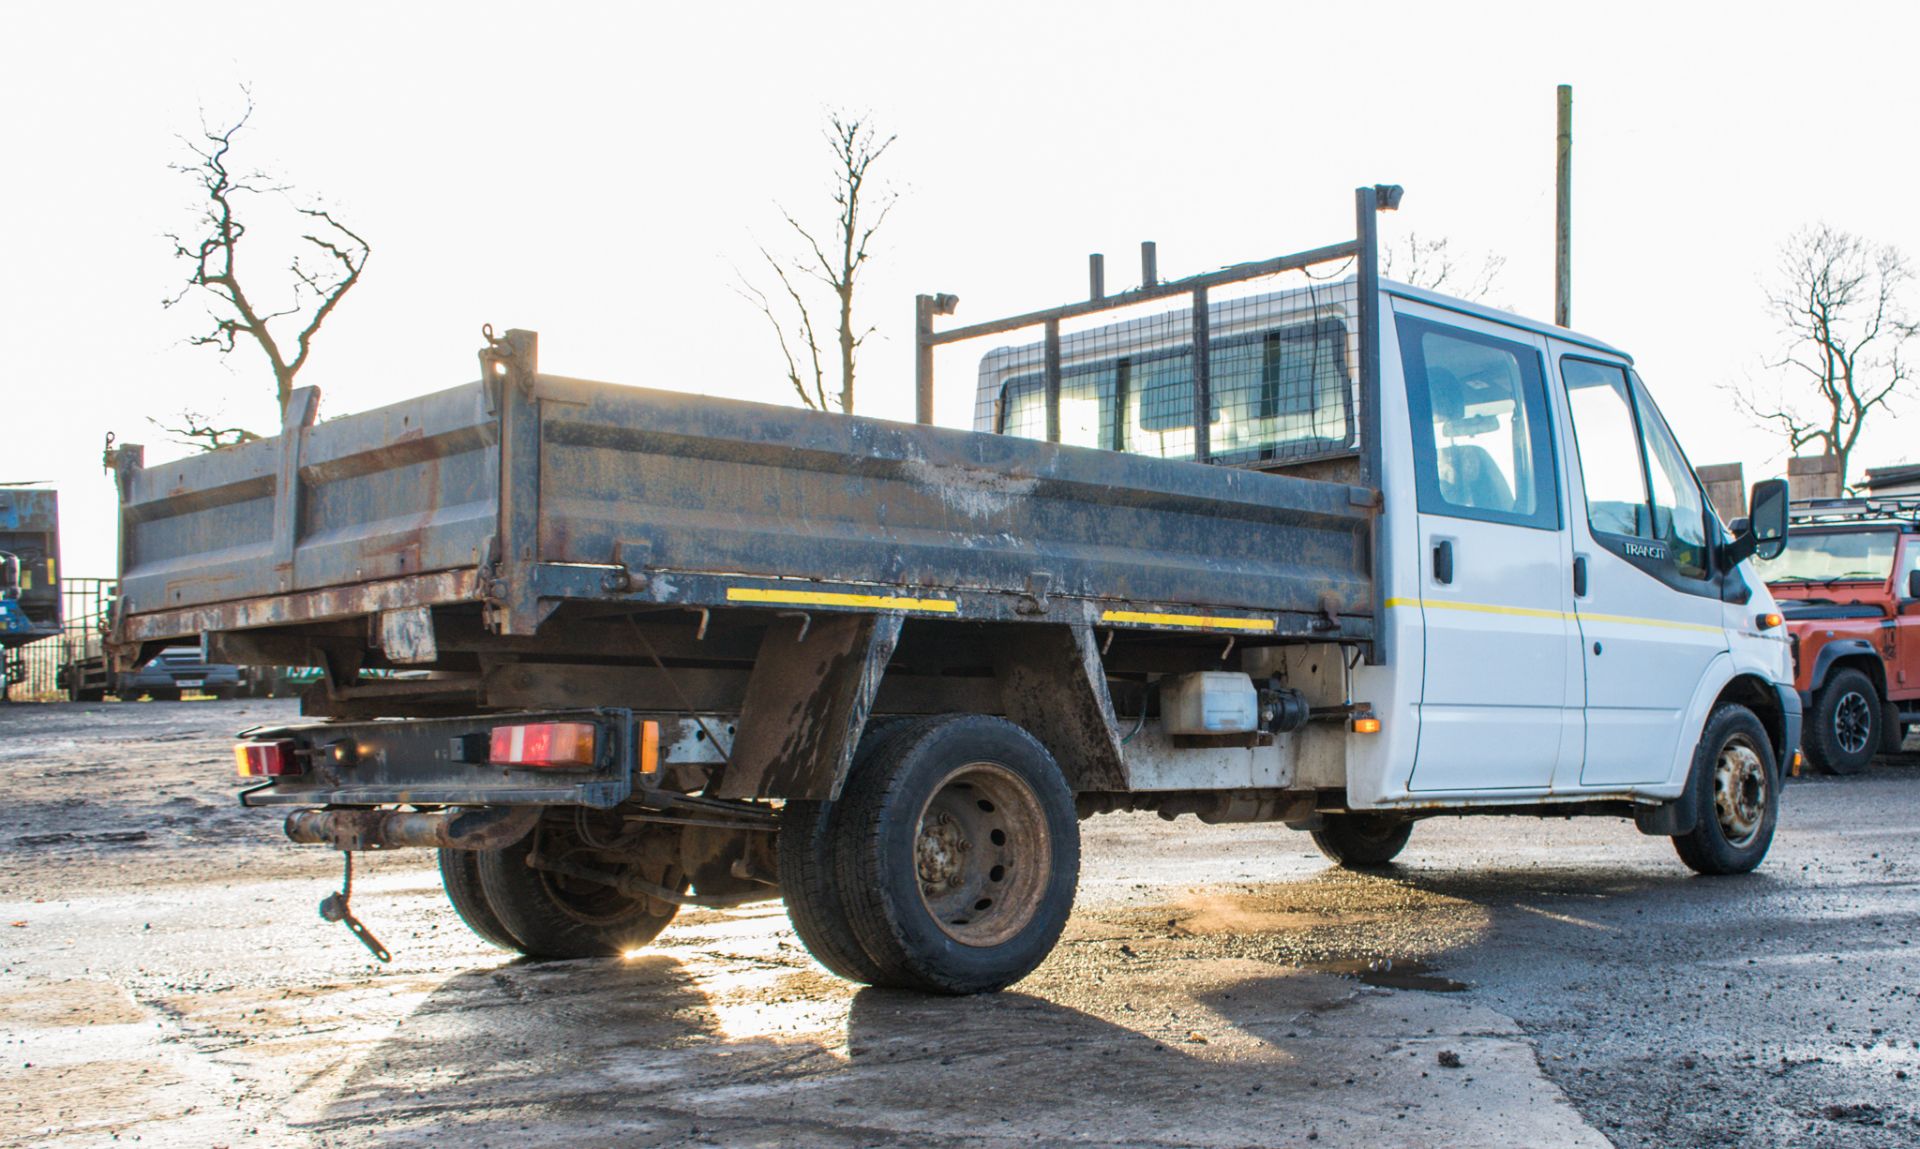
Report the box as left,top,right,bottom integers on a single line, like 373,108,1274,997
726,587,959,613
1572,611,1725,634
1100,609,1276,632
1383,597,1723,634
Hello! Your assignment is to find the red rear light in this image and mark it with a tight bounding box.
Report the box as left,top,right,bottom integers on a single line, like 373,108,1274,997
234,739,302,777
489,722,597,768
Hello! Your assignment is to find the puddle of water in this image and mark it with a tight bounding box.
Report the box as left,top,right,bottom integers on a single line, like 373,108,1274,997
1306,957,1469,993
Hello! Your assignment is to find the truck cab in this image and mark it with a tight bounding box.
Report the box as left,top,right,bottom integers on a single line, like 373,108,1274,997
1757,498,1920,773
978,280,1800,834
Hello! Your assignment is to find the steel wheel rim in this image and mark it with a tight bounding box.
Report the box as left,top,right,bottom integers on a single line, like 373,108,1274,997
1834,691,1872,756
534,827,659,926
1713,736,1768,847
912,761,1050,948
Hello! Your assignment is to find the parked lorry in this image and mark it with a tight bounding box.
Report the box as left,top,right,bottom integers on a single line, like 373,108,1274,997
1757,497,1920,773
0,487,61,699
109,186,1798,993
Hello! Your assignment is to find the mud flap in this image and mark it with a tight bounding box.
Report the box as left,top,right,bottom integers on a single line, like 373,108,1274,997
714,612,903,801
992,623,1127,792
1634,768,1701,837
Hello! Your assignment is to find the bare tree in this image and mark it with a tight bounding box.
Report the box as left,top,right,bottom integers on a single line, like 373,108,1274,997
161,93,370,446
1732,225,1916,490
146,411,262,452
1381,232,1505,301
741,113,897,413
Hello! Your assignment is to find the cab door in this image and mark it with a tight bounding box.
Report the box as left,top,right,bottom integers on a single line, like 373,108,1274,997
1554,352,1728,786
1396,305,1581,792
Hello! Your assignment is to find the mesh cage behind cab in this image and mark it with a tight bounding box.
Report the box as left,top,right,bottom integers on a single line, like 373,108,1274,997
977,275,1359,470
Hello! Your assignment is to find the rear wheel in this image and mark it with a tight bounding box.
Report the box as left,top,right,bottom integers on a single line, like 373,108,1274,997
1807,668,1878,775
836,715,1078,995
476,823,683,959
438,847,521,950
1311,813,1413,869
778,718,925,983
1673,704,1779,875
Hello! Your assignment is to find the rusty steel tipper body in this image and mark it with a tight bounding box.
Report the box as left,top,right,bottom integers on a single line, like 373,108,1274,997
113,332,1376,659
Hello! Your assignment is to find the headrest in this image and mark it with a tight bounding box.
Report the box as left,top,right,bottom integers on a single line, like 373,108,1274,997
1427,367,1466,421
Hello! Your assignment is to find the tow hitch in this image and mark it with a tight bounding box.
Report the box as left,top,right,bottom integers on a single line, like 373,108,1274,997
319,853,391,963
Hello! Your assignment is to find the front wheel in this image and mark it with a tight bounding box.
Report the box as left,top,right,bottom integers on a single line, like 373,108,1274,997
1672,704,1779,875
1311,813,1413,869
835,715,1079,995
1807,668,1878,775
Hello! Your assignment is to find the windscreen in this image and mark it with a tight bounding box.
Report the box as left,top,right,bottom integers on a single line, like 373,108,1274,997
1752,529,1897,583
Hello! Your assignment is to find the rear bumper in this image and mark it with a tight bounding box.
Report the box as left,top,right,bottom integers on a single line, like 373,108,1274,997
125,666,244,689
237,709,644,809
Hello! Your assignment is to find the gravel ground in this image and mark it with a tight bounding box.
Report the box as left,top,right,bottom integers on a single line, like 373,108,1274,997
1,699,1915,1148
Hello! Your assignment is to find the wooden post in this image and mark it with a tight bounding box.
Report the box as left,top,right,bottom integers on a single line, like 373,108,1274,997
1555,84,1573,328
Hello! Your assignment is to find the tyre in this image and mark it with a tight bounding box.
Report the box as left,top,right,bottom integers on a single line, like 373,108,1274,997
1672,703,1779,876
835,714,1078,995
1879,703,1907,756
1806,668,1878,775
476,822,683,959
1311,813,1413,869
778,718,927,983
438,847,522,950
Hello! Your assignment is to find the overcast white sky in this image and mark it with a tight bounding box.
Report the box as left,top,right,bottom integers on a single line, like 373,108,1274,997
6,1,1919,578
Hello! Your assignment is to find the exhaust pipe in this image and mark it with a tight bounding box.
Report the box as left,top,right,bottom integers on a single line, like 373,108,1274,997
285,806,540,852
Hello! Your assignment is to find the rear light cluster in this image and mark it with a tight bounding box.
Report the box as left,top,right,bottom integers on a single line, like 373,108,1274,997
234,718,655,779
234,739,302,777
489,722,598,768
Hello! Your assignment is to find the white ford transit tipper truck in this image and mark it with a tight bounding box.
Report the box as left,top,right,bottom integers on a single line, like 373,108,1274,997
109,184,1796,994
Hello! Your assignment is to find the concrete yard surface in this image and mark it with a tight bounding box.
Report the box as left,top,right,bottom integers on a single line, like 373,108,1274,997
1,699,1915,1148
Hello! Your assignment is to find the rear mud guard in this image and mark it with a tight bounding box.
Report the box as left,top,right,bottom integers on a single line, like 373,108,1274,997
714,612,903,801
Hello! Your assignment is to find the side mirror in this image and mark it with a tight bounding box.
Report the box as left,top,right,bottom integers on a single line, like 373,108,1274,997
1907,568,1920,601
1724,478,1790,565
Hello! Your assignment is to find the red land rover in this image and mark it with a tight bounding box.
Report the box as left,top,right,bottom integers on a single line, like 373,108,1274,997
1757,498,1920,773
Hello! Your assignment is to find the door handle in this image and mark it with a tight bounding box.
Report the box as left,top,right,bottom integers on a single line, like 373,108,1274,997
1573,555,1588,597
1433,540,1454,585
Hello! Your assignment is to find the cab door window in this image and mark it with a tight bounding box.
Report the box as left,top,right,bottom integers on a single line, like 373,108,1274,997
1562,357,1711,581
1399,317,1559,529
1632,376,1710,579
1562,359,1651,538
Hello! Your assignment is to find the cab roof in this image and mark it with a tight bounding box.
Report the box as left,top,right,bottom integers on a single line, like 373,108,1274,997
1382,279,1632,362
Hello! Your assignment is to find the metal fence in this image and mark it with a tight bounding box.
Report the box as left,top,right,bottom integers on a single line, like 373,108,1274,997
3,578,113,702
